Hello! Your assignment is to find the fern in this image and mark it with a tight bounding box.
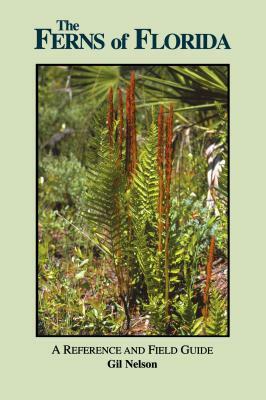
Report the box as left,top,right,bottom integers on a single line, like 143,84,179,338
85,130,127,276
132,123,159,222
133,218,162,297
130,123,163,299
84,129,133,328
173,293,203,336
205,287,227,336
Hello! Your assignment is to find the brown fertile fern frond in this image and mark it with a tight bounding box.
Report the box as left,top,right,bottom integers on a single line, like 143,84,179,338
164,104,173,319
157,105,165,253
118,87,124,161
107,87,114,148
125,72,138,181
125,86,132,177
130,71,137,173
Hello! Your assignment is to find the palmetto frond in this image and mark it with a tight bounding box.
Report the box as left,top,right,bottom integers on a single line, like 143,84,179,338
138,65,228,111
69,65,228,114
70,66,121,105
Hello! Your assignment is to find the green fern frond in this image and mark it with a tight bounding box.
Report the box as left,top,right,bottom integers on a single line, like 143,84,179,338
85,130,127,260
174,294,203,335
131,123,159,223
130,123,163,298
205,287,227,336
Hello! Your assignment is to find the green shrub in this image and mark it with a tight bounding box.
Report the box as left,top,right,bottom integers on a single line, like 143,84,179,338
39,153,88,213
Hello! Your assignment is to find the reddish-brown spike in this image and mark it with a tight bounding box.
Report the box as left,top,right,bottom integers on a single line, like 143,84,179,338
130,70,135,95
125,86,132,176
165,104,173,228
157,105,165,253
203,235,215,318
125,72,138,182
118,88,124,161
107,87,114,147
130,71,137,173
164,104,174,320
157,105,164,176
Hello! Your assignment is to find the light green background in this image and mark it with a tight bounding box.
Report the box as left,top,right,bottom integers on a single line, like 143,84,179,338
1,0,265,398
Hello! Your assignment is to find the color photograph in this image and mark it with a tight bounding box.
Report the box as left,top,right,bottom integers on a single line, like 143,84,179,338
37,65,229,336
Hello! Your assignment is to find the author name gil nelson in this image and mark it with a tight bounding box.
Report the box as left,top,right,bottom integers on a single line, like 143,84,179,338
108,359,158,368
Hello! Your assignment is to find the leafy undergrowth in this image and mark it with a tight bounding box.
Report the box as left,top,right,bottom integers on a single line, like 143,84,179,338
38,217,126,335
38,210,227,336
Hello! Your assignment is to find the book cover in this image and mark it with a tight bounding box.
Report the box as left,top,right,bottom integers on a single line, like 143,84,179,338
1,1,264,399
